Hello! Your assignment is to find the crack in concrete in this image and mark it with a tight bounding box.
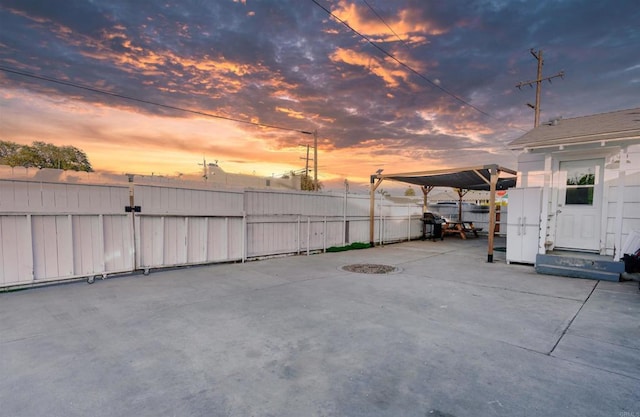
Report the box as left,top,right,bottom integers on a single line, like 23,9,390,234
548,280,599,355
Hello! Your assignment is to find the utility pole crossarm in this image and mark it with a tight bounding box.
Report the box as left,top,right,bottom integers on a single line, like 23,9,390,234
515,71,565,89
516,49,565,127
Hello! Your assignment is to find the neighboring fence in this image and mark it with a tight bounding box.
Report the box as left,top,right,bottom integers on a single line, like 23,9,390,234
1,180,423,289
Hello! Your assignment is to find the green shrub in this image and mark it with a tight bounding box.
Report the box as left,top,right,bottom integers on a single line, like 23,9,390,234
326,242,371,252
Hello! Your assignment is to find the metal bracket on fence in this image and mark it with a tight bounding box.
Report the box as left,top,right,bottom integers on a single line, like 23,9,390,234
125,206,141,213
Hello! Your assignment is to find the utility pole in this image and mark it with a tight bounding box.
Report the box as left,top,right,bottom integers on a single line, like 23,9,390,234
198,156,208,180
516,49,565,127
313,129,318,192
301,129,319,191
299,144,313,190
299,144,311,177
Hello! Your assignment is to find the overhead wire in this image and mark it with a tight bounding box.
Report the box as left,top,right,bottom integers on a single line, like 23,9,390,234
0,65,312,135
309,0,504,123
360,0,411,52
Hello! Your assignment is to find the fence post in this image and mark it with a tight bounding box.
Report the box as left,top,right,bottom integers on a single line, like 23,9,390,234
378,200,383,245
204,217,209,262
297,215,301,254
67,214,74,277
323,216,327,252
98,214,106,273
343,189,347,246
184,217,189,264
241,214,246,263
307,217,311,256
26,214,34,281
225,217,230,261
133,210,140,270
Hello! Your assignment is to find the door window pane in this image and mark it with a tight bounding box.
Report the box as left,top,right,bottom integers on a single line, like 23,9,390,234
561,161,597,206
565,187,593,205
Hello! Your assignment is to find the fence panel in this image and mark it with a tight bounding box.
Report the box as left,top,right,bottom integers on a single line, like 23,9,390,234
103,215,135,272
0,215,33,286
0,180,134,288
133,185,245,270
244,190,422,256
31,215,74,280
245,190,340,257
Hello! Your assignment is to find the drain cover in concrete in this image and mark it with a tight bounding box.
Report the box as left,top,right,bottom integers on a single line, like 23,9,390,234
341,264,397,274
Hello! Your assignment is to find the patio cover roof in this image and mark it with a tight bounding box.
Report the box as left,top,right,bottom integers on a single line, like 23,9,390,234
375,165,517,190
369,164,517,263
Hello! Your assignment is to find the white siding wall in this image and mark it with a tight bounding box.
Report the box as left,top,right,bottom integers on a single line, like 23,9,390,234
517,143,640,257
607,145,640,257
621,146,640,248
515,152,546,188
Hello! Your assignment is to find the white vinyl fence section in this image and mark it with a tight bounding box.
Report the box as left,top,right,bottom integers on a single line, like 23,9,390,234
377,202,423,244
1,180,423,289
133,185,245,270
0,180,134,288
245,190,423,256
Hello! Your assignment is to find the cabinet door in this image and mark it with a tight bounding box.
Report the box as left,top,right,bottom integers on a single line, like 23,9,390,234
521,188,542,263
506,188,541,264
506,189,525,263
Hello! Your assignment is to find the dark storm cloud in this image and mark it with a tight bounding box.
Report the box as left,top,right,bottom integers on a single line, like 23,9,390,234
1,0,114,36
1,0,638,160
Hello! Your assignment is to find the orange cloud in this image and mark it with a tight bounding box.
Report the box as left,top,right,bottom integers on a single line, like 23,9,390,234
330,47,411,87
331,0,446,44
276,106,306,119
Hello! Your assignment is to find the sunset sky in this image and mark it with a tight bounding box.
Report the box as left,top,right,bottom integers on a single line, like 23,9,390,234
1,0,638,190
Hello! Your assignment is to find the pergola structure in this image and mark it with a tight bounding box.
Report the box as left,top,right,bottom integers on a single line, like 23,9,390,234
369,164,517,262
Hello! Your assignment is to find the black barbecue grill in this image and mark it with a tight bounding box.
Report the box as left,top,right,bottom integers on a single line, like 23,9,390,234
422,212,445,241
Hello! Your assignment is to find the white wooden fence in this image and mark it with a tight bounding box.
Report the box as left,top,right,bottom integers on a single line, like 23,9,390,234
133,185,245,270
1,180,422,289
0,180,134,288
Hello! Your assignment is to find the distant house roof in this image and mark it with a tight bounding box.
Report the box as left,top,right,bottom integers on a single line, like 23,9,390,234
509,107,640,150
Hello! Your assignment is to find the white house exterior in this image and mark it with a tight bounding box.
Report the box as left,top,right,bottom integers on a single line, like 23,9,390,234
508,107,640,262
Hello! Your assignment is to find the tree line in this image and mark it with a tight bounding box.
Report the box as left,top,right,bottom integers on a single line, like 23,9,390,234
0,140,93,172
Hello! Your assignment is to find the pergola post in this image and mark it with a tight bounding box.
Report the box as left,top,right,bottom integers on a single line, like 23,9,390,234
369,175,383,246
487,166,498,263
421,186,434,213
455,188,469,222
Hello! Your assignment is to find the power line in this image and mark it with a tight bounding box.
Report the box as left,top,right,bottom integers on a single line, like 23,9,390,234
0,65,311,134
360,0,411,52
309,0,495,119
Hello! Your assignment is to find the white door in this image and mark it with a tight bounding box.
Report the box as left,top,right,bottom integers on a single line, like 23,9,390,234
555,159,603,251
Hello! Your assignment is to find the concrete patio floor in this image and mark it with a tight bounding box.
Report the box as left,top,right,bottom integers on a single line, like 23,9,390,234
1,238,639,417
